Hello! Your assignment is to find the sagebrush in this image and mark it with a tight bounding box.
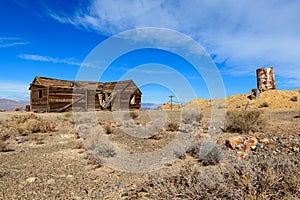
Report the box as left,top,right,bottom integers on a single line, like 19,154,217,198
0,114,55,140
181,109,203,124
123,152,300,199
225,110,266,134
167,122,179,132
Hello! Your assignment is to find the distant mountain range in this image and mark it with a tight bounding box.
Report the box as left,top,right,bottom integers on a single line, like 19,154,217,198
141,103,161,110
0,99,29,111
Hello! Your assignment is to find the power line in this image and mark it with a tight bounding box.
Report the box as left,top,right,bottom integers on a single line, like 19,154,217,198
169,95,174,110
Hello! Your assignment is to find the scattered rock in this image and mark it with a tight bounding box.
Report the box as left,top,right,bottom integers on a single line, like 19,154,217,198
225,136,258,152
293,146,299,152
225,136,245,149
115,181,126,189
258,138,270,144
250,146,256,151
149,133,162,140
47,178,55,184
244,137,258,152
26,177,37,183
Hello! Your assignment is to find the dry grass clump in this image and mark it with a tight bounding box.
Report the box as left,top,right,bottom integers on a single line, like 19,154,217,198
14,107,22,112
290,96,298,102
30,134,44,145
123,152,300,199
197,144,221,166
187,140,222,166
70,139,83,149
93,143,116,158
103,123,113,134
181,109,202,124
80,125,104,150
258,102,269,108
80,125,116,158
0,114,55,140
0,141,8,152
166,122,179,132
225,110,266,134
129,111,139,119
64,112,73,118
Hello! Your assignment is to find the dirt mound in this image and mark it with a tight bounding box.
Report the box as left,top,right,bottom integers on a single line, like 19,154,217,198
159,103,182,110
184,98,210,110
185,90,300,110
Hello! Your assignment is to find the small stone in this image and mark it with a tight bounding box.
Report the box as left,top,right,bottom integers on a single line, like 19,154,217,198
236,151,243,155
226,136,245,149
259,138,270,144
67,175,73,178
293,146,299,152
26,177,37,183
47,178,55,184
250,146,256,151
199,133,211,139
244,137,258,152
115,182,126,189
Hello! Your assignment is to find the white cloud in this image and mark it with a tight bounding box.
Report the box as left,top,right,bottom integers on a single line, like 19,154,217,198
47,0,300,87
0,81,30,101
0,82,29,92
0,37,29,48
18,54,99,68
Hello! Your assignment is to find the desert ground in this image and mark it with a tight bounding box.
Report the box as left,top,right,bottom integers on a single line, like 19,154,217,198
0,89,299,199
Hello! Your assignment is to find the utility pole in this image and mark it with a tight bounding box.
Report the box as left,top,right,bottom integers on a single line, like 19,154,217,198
169,95,174,110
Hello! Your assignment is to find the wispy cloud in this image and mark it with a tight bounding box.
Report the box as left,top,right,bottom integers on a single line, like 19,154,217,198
46,0,300,87
0,37,29,48
0,81,30,101
0,82,28,92
18,54,99,68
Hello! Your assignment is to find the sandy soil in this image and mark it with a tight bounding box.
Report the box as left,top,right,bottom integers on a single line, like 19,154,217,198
0,89,299,199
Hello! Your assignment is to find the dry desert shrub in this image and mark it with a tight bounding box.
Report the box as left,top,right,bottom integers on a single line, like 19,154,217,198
81,125,104,150
30,134,44,145
129,111,139,119
290,96,298,102
123,152,300,200
70,139,83,149
93,142,116,158
225,110,266,134
103,123,113,134
0,109,5,112
166,122,179,132
14,107,22,112
0,114,55,140
258,102,269,108
197,141,221,166
187,140,222,166
26,118,55,133
0,141,8,152
64,112,73,118
181,109,203,125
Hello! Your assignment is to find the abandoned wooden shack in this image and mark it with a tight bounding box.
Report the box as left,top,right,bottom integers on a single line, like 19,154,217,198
29,76,142,112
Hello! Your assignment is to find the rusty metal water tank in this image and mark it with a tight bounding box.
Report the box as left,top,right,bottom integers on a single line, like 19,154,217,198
256,67,276,92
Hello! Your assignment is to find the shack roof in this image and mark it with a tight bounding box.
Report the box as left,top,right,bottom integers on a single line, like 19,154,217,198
29,76,142,94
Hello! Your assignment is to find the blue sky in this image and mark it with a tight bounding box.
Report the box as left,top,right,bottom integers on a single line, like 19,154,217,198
0,0,299,103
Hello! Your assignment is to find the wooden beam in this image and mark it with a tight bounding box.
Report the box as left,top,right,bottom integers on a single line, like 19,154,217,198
57,95,85,112
47,87,50,112
85,89,88,111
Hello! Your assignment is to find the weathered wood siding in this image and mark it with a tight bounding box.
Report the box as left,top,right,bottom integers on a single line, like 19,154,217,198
29,76,141,112
30,86,48,112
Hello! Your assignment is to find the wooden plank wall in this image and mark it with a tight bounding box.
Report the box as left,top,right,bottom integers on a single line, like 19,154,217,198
30,82,141,112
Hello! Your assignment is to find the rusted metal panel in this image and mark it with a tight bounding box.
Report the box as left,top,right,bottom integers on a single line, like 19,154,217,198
256,67,276,92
